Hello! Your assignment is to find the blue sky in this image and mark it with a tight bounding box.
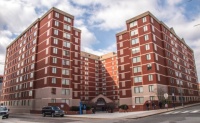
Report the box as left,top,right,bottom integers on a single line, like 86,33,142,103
0,0,200,80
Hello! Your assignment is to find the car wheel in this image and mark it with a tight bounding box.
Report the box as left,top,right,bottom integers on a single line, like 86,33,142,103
6,116,9,118
61,114,64,117
51,113,55,117
42,113,46,117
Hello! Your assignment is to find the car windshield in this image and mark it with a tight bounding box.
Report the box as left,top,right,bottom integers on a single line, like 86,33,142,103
52,106,60,110
0,107,7,111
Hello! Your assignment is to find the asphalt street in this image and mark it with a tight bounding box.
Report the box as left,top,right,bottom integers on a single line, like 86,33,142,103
1,104,200,123
114,104,200,123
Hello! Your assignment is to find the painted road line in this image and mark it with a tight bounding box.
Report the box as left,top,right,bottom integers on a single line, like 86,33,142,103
181,111,190,113
190,110,200,113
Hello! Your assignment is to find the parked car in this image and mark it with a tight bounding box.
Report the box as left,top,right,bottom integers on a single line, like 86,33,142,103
42,106,64,117
0,106,9,118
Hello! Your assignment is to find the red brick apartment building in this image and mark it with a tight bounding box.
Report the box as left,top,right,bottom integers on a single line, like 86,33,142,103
116,11,199,110
2,7,81,113
80,52,119,103
0,75,3,104
1,7,119,113
1,7,199,113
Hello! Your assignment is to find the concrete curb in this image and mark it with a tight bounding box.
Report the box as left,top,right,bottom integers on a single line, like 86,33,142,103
125,103,200,119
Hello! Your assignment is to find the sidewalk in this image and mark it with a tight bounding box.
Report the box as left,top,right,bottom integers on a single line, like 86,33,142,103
66,103,200,119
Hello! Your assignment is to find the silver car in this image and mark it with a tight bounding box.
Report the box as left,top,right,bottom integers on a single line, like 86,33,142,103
0,106,9,118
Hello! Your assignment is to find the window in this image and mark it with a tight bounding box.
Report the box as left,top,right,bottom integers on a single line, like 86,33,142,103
62,89,70,95
134,76,142,83
120,49,123,55
29,91,32,96
150,96,155,100
132,47,140,54
64,16,71,23
154,44,157,51
55,13,59,18
144,34,149,41
147,64,152,70
75,31,78,36
64,25,71,31
148,74,153,81
33,31,37,37
51,88,56,94
121,65,124,70
119,35,122,40
52,78,56,84
131,29,138,36
130,21,137,27
151,17,154,23
54,29,58,35
153,34,156,41
143,26,148,31
53,38,58,44
134,86,143,93
52,57,57,64
47,21,50,27
156,64,159,70
62,59,70,65
132,56,141,63
157,74,160,81
62,79,69,85
133,66,141,73
145,44,150,50
30,82,33,87
53,48,58,54
63,33,71,39
149,85,154,92
32,47,36,52
132,38,139,45
55,21,59,26
135,97,144,104
142,17,146,23
155,54,158,60
119,42,123,47
61,99,69,105
52,67,57,74
62,69,69,75
63,41,70,48
30,72,34,78
120,57,124,63
51,99,56,103
146,54,151,60
33,39,36,44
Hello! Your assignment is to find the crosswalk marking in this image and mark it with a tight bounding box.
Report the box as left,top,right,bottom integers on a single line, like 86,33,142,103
162,110,200,115
171,111,180,114
164,112,173,114
181,111,189,113
190,110,199,113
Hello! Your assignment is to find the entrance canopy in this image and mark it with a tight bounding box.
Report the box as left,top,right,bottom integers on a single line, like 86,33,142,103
90,94,113,104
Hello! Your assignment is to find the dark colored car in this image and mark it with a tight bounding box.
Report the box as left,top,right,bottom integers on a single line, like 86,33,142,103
0,106,9,118
42,106,64,117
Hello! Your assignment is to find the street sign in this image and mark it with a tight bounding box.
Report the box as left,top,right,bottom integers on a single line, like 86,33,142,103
164,93,168,99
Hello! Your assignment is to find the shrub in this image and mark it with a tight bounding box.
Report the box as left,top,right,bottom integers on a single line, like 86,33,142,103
70,106,79,111
119,104,128,110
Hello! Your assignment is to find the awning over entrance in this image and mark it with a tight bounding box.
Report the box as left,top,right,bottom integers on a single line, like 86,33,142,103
90,94,113,104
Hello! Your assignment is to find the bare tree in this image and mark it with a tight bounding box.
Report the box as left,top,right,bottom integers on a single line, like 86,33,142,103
153,86,167,101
